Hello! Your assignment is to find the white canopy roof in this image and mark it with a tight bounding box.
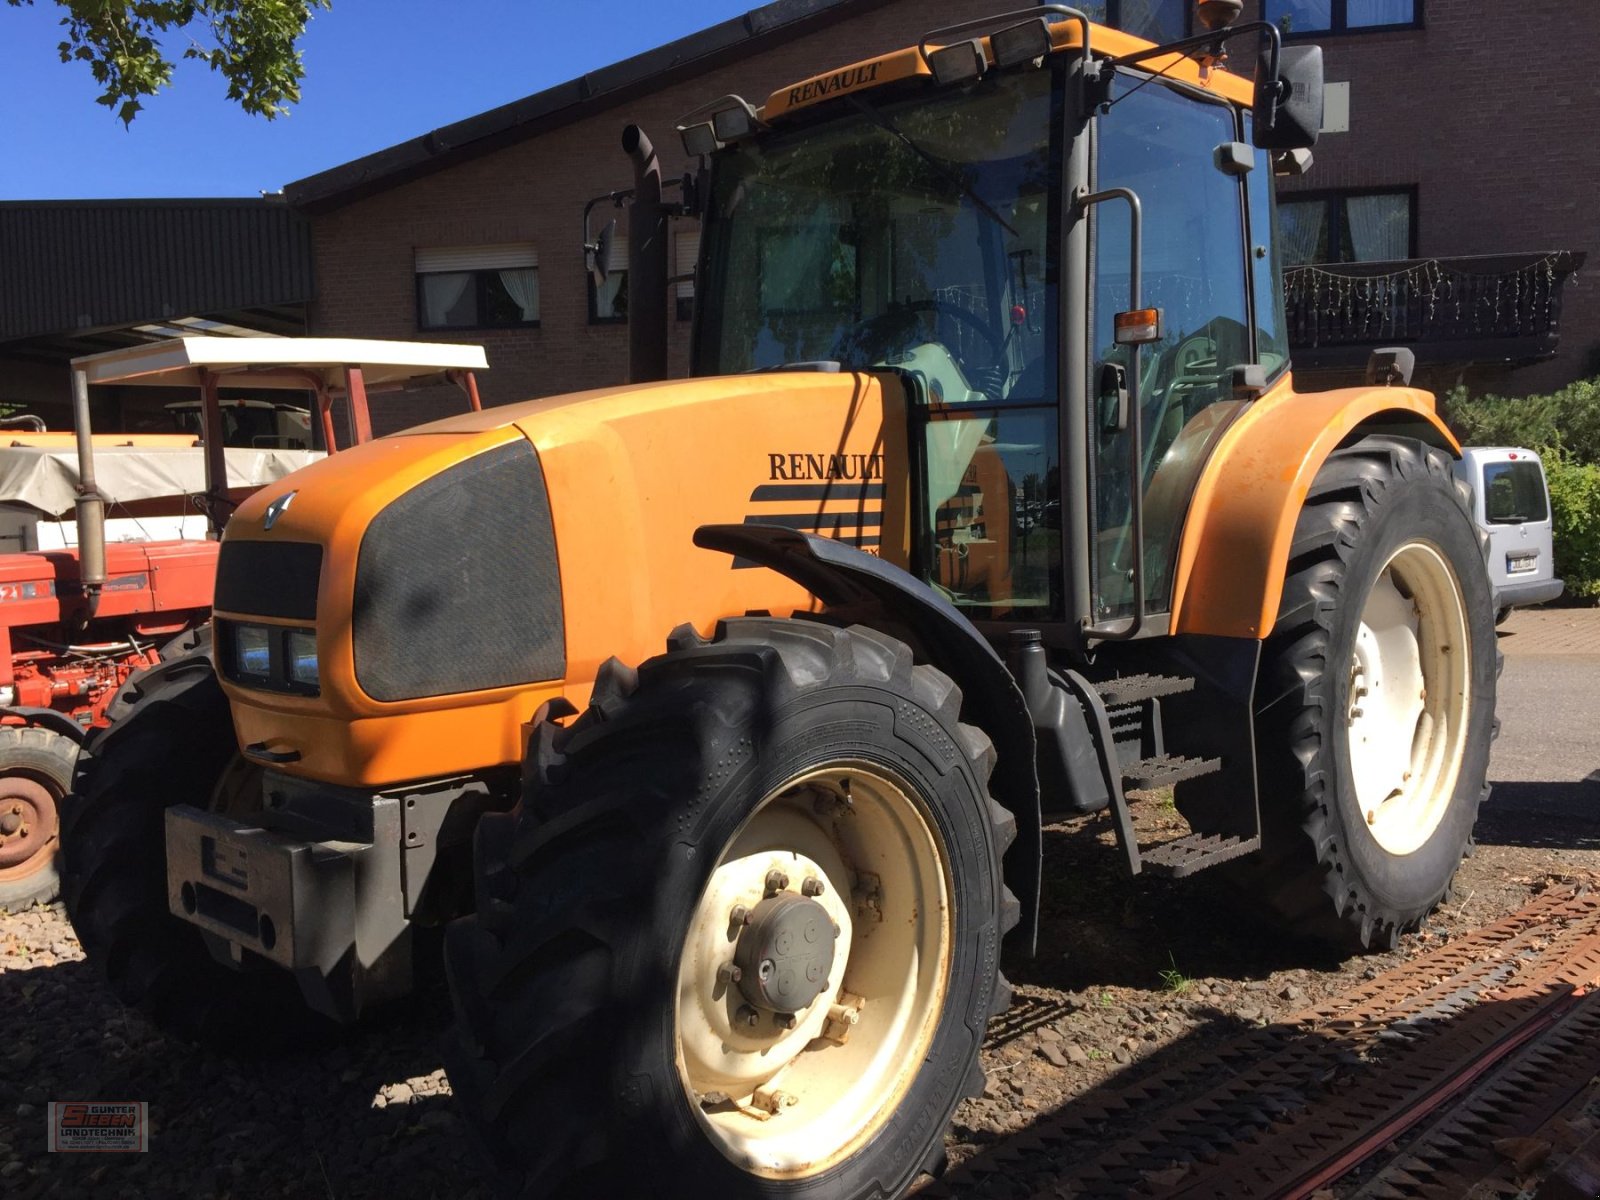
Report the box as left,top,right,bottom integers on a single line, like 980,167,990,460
70,337,489,391
0,445,322,518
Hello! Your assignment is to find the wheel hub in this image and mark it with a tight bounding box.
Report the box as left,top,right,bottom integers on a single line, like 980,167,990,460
0,778,55,875
732,889,837,1017
1346,542,1471,857
675,764,953,1178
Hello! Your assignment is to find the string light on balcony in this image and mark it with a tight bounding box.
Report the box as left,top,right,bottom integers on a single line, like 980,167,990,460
1283,253,1577,347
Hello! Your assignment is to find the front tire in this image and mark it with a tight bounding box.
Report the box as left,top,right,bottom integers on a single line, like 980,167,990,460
60,643,333,1046
444,618,1016,1198
1251,436,1496,950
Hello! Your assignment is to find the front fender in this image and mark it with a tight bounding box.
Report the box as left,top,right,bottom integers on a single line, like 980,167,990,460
0,707,86,744
693,524,1043,955
1170,380,1460,640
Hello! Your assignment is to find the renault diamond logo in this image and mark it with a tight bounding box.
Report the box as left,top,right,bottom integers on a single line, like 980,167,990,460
263,491,296,531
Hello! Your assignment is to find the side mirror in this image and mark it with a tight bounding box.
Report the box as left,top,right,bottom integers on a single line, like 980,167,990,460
588,219,616,287
1254,44,1324,150
1098,363,1129,432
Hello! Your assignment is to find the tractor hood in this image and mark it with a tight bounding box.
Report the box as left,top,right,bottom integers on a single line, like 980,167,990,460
219,371,907,784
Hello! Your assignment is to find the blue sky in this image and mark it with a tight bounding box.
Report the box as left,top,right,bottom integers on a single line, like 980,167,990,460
0,1,758,199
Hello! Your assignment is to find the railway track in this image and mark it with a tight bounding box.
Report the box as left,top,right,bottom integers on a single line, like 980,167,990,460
925,886,1600,1199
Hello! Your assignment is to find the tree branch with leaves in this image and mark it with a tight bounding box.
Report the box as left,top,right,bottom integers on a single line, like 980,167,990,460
7,0,332,125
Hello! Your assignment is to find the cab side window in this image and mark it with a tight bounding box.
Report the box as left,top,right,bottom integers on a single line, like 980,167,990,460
1091,78,1250,619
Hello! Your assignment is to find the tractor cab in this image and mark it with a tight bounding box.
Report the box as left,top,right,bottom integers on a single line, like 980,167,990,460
678,6,1322,643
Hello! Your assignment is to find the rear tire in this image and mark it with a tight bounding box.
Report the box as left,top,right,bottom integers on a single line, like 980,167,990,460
444,618,1016,1198
0,727,78,910
60,642,334,1047
1249,436,1495,950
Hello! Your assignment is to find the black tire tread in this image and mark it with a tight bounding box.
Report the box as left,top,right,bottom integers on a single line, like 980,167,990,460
1246,435,1493,950
444,618,1013,1197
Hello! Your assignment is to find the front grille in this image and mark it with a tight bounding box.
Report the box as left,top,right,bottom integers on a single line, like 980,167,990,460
214,540,322,620
351,440,564,702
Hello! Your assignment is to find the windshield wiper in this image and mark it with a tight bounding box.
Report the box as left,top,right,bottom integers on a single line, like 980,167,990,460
846,95,1017,237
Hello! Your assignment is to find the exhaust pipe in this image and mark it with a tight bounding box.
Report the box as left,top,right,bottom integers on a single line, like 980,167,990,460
622,124,669,384
69,366,106,613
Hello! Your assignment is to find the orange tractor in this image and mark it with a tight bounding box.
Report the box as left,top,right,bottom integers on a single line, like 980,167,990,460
65,8,1495,1198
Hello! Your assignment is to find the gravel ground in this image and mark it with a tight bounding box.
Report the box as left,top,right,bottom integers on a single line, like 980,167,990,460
1,612,1595,1197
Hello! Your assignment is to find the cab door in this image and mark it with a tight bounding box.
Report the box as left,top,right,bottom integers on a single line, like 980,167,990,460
1086,75,1272,629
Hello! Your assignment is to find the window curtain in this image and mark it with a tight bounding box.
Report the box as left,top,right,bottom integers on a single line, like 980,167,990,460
1346,194,1409,263
498,267,539,322
421,272,472,327
1277,201,1325,266
1347,0,1413,27
594,272,626,319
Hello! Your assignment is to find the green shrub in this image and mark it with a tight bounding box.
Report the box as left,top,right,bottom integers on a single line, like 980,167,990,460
1543,450,1600,600
1441,377,1600,464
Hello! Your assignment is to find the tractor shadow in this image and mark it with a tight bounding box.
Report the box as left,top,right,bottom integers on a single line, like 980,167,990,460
1478,779,1600,852
0,954,510,1199
930,986,1592,1200
1008,817,1350,995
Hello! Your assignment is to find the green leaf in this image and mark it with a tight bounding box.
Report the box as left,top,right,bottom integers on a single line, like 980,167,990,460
22,0,331,123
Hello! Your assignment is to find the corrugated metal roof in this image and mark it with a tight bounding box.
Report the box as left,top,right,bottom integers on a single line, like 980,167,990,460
0,199,314,342
285,0,883,213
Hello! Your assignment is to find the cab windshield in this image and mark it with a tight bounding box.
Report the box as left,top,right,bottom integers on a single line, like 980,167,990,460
695,67,1060,406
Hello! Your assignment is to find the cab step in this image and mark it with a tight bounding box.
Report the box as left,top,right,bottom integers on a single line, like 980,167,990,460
1123,752,1221,793
1008,636,1260,882
1140,832,1261,878
1097,673,1196,707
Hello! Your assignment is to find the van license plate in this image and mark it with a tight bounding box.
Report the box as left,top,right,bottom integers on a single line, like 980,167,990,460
1507,552,1538,574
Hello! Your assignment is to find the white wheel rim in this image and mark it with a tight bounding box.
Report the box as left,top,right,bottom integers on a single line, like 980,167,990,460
675,763,952,1179
1346,541,1471,856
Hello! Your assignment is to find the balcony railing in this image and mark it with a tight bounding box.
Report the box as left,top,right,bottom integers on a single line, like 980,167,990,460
1284,251,1586,370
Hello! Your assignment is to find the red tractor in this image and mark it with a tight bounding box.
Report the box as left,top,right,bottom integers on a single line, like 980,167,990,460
0,337,489,908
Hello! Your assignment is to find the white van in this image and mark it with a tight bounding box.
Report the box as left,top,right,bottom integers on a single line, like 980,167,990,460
1453,447,1563,622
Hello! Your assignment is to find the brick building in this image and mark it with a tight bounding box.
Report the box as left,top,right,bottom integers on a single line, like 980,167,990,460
284,0,1596,431
5,1,1591,428
1253,0,1598,394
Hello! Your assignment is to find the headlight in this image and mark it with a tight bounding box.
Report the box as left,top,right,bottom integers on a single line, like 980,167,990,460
221,621,319,695
285,629,319,689
233,624,272,679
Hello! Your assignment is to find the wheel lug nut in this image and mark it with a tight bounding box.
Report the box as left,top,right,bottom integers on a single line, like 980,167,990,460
801,877,825,898
735,1004,760,1028
716,962,742,985
775,1012,798,1031
764,869,789,894
729,904,750,927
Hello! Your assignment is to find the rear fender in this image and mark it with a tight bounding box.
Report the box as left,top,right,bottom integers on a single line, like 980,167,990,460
1170,380,1460,640
693,524,1044,955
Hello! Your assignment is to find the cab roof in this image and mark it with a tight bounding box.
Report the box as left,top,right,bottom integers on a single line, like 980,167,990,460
762,17,1256,121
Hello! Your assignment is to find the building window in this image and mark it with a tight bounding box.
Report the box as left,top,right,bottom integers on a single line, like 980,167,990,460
1079,0,1189,42
415,244,539,330
589,231,628,324
675,228,699,322
1278,189,1415,266
1266,0,1420,37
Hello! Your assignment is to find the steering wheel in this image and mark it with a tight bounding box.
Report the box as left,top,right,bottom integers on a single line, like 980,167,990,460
833,299,1006,393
